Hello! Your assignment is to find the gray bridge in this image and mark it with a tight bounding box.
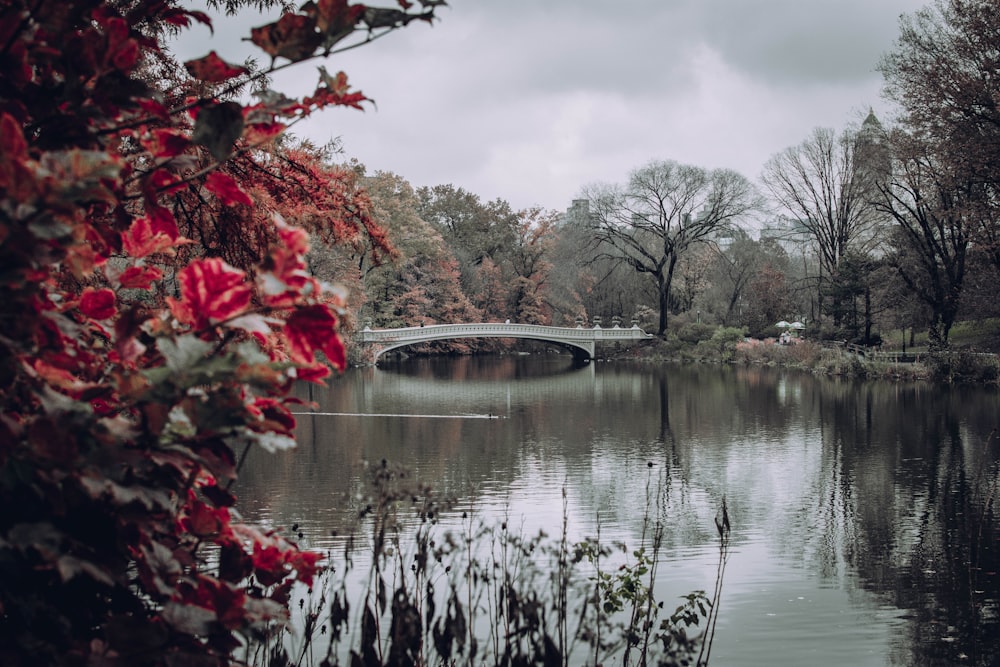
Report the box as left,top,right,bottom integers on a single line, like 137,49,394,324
355,322,654,363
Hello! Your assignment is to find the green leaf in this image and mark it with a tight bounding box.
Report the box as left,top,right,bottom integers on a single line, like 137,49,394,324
163,405,197,439
163,601,216,636
192,101,244,161
157,335,214,374
244,429,296,454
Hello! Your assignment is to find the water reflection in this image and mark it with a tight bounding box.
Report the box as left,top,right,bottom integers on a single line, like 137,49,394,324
234,357,1000,666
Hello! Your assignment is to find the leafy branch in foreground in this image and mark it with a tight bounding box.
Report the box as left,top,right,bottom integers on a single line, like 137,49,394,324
0,1,441,665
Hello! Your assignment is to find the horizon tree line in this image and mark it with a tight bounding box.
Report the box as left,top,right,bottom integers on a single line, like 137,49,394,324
334,0,1000,353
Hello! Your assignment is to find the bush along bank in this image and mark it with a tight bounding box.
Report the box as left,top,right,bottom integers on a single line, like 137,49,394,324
619,325,1000,385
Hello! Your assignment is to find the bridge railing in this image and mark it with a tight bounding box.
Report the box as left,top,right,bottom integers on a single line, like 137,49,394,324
357,322,652,343
823,341,923,364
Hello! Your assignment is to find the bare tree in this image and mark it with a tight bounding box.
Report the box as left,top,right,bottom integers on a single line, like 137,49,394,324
761,125,885,327
703,232,789,327
584,160,760,336
879,0,1000,275
874,131,972,349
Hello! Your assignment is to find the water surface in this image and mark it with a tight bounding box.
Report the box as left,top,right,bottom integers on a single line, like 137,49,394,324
236,356,1000,666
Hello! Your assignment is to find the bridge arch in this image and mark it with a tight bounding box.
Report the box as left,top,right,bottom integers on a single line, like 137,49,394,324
371,332,594,363
355,322,653,364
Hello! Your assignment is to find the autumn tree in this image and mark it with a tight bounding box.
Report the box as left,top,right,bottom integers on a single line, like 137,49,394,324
415,184,519,301
744,264,796,337
504,207,561,324
544,201,597,326
0,1,441,665
361,171,482,354
761,121,887,330
699,232,789,327
473,257,512,322
584,160,760,336
878,0,1000,275
358,170,441,325
670,244,714,315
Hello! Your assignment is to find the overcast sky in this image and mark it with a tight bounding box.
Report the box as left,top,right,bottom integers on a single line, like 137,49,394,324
169,0,928,213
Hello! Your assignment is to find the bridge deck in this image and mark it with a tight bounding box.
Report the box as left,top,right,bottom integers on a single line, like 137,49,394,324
356,322,653,362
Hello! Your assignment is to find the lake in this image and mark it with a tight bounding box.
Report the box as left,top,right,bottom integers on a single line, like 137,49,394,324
234,356,1000,666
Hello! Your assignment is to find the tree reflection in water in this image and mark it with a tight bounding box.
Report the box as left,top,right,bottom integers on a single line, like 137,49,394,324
235,358,999,666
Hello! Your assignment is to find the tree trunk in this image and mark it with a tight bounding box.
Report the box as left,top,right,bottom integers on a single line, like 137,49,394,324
657,277,669,336
657,257,679,336
864,286,873,345
927,315,950,351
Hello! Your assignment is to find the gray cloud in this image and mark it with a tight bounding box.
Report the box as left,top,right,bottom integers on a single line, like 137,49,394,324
169,0,927,212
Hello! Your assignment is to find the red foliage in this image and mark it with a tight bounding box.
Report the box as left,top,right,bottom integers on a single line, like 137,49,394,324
167,258,253,329
185,51,249,83
0,0,441,665
79,287,118,320
285,304,347,369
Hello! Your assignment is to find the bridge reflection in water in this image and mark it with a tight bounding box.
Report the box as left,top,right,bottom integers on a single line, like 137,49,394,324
355,322,654,363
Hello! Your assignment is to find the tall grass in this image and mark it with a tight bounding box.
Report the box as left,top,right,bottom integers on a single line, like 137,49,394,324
244,460,732,667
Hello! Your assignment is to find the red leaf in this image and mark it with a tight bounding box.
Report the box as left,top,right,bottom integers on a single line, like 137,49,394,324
185,51,249,83
0,113,34,200
170,258,252,329
276,220,311,256
142,128,190,158
121,217,175,258
295,364,332,384
0,112,27,160
252,544,288,587
136,99,171,121
144,168,185,197
147,206,180,240
284,304,346,370
306,68,370,111
204,171,252,206
289,549,322,586
119,265,163,289
182,496,232,539
248,397,297,435
111,38,140,71
250,14,323,62
259,219,316,307
160,8,213,31
101,17,140,72
80,288,118,320
244,121,286,145
178,576,247,630
312,0,366,35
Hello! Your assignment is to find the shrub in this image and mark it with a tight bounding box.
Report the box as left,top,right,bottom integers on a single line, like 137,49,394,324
734,337,779,365
784,340,824,367
676,322,717,345
695,327,747,362
926,350,1000,384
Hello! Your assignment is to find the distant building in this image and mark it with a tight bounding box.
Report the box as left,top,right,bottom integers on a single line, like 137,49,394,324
560,198,594,227
758,215,813,255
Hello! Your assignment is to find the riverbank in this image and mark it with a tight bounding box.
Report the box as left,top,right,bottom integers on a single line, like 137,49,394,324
611,325,1000,385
